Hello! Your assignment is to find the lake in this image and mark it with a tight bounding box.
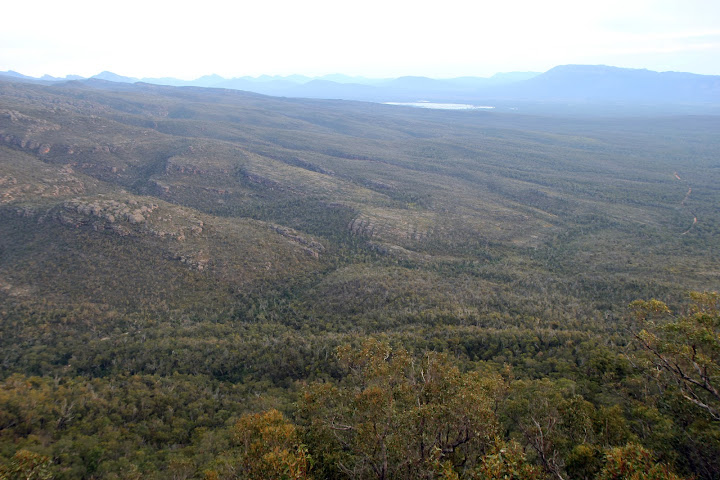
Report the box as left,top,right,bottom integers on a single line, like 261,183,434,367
383,102,495,110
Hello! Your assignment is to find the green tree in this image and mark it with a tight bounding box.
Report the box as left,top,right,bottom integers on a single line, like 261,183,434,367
232,409,312,480
0,450,53,480
300,339,505,479
504,379,592,480
203,409,311,479
596,444,686,480
473,441,549,480
630,292,720,421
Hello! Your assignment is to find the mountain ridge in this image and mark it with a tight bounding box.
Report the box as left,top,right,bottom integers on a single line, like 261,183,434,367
492,64,720,103
1,64,719,114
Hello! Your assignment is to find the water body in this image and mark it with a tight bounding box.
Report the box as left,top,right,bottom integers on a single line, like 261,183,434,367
384,102,495,110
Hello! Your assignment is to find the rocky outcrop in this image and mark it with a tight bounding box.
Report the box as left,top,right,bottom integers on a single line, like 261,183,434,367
0,110,63,156
271,225,325,258
151,179,171,194
348,212,431,242
164,155,232,176
61,198,159,227
238,170,283,190
165,163,209,175
1,109,61,133
0,165,85,204
175,250,210,271
348,216,376,237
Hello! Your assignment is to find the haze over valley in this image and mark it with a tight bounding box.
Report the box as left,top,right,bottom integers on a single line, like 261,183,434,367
3,64,720,114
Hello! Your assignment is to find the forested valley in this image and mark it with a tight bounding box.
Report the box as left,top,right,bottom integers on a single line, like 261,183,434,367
0,77,719,479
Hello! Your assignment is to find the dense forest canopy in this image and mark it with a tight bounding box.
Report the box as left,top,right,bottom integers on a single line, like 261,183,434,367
0,77,718,479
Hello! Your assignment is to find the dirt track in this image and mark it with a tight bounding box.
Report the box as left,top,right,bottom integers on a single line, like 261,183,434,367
674,172,697,235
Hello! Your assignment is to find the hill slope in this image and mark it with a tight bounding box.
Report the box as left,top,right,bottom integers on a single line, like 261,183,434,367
1,75,720,479
2,76,718,329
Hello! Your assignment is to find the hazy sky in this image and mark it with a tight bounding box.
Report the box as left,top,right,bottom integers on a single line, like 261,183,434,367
3,0,720,79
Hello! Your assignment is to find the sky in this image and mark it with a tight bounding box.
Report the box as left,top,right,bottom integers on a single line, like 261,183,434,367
2,0,720,79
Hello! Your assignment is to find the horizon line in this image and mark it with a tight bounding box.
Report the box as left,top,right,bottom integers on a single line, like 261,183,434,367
2,63,719,83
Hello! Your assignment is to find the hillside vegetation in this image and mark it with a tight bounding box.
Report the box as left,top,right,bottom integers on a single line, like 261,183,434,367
1,78,719,479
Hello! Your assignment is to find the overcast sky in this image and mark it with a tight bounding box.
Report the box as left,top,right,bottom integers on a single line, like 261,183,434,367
3,0,720,79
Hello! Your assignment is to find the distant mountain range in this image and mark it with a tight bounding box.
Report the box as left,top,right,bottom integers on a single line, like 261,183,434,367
493,65,720,104
2,65,720,109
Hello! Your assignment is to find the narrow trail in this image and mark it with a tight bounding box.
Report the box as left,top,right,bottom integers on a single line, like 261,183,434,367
674,172,697,235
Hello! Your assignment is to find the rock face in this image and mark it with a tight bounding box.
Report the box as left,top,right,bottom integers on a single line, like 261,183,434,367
272,225,325,258
1,109,61,132
53,195,214,271
0,109,62,156
348,210,432,245
63,198,156,225
349,216,376,237
0,165,85,204
127,212,144,224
